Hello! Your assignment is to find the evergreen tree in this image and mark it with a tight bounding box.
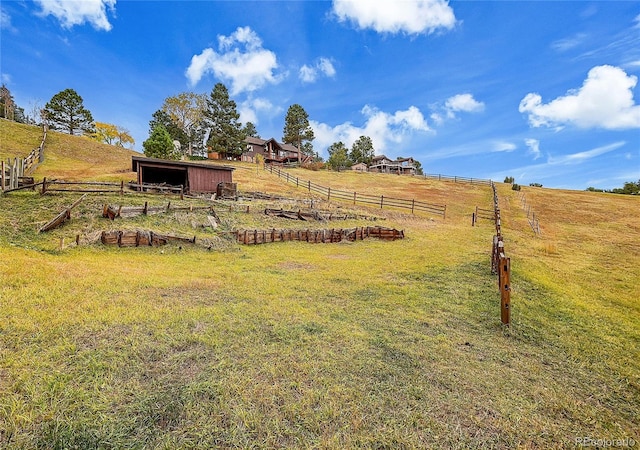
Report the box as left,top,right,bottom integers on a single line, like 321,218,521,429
243,121,260,138
143,125,179,159
149,110,188,148
43,88,95,135
204,83,245,159
282,104,315,156
0,84,16,120
413,160,424,175
350,136,374,165
327,141,350,171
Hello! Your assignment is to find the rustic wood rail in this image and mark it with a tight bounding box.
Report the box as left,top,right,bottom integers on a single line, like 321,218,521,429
265,164,447,218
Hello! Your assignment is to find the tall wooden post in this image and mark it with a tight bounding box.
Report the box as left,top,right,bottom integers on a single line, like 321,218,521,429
499,255,511,325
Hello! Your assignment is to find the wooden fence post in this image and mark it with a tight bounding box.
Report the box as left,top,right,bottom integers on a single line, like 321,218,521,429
1,160,4,191
380,195,384,209
499,254,511,325
327,187,331,202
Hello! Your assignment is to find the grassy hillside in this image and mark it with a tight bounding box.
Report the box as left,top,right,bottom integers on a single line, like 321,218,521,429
0,120,44,161
1,131,638,448
0,119,137,181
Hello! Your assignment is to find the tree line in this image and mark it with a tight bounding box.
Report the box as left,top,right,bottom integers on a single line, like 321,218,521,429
9,83,424,173
142,83,318,162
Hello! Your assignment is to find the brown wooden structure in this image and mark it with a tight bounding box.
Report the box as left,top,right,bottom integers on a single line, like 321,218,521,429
132,156,234,194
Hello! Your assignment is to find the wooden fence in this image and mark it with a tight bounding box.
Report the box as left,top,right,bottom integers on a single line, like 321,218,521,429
98,226,403,248
422,173,493,185
265,165,446,218
490,182,511,325
234,226,404,245
2,178,185,198
1,125,47,191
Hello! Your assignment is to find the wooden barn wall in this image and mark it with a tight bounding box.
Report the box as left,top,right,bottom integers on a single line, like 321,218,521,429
188,166,233,192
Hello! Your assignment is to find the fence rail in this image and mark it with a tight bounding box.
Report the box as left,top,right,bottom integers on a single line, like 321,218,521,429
1,125,47,191
421,173,493,185
0,178,185,197
266,165,447,218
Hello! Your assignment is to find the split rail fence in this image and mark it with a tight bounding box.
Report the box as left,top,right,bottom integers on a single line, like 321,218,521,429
1,125,47,191
265,165,446,218
2,178,184,198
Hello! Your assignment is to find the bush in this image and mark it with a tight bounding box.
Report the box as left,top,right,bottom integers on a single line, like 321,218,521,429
504,176,515,184
302,161,325,171
512,183,521,191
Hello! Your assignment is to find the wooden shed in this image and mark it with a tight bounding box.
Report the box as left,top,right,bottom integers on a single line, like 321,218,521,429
132,156,235,194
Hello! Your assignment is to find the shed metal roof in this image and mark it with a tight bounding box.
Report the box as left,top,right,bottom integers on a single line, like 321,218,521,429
132,155,235,172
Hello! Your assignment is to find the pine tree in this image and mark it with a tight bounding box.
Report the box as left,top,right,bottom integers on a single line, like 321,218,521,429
282,104,315,156
243,122,260,138
350,136,374,165
204,83,245,159
143,125,179,160
327,141,350,171
43,88,95,135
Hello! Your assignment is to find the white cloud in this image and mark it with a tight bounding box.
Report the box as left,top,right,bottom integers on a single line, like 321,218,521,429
186,26,281,94
492,141,516,153
524,138,541,160
34,0,116,31
489,142,625,184
519,65,640,130
548,141,625,165
551,33,587,52
332,0,456,35
1,8,14,31
311,104,430,155
444,93,485,118
299,57,336,83
1,73,11,84
238,97,280,126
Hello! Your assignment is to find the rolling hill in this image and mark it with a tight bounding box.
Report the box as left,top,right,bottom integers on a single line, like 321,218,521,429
1,124,638,448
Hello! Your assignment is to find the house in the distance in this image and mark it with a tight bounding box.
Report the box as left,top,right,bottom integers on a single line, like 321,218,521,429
351,162,368,172
367,155,418,175
241,137,310,165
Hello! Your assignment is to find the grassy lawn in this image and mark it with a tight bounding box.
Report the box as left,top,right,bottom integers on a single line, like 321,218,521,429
1,136,638,448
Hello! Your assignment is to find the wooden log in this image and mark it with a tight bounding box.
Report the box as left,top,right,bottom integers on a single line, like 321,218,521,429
39,193,87,232
101,230,120,245
138,230,151,246
119,230,139,247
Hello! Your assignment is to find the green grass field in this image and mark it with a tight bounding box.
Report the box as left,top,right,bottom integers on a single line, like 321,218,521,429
1,122,638,448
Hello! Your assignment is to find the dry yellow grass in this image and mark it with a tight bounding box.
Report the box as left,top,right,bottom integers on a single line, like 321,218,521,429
1,131,639,448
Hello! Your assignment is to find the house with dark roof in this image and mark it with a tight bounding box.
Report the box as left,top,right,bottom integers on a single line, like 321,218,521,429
369,155,418,175
241,137,311,165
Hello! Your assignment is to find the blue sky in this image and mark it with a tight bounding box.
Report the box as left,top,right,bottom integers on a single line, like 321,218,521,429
1,0,639,190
